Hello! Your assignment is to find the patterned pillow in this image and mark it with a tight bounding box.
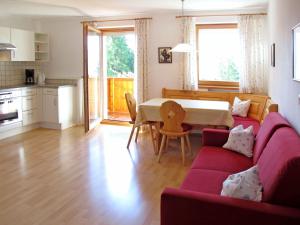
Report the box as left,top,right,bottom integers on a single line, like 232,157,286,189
223,125,254,157
221,165,263,202
232,97,251,117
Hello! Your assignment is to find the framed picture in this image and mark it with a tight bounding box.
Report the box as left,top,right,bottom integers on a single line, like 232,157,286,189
271,43,275,67
158,47,172,63
293,23,300,81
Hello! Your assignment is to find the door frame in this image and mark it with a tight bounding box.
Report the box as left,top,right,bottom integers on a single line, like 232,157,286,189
83,23,102,133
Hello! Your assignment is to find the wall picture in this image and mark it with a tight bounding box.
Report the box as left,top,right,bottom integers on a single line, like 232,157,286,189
158,47,172,63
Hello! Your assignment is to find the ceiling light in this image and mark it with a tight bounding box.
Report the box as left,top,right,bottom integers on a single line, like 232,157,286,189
171,0,192,53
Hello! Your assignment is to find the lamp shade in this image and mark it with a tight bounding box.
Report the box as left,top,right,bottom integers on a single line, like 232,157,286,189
170,43,192,53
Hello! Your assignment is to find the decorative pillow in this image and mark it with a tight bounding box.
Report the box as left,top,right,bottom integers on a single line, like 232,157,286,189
223,125,254,157
232,97,251,117
221,165,263,202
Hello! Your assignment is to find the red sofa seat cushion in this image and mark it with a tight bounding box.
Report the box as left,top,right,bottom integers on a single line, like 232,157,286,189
191,146,253,173
258,127,300,207
181,169,230,194
253,112,291,164
233,115,260,135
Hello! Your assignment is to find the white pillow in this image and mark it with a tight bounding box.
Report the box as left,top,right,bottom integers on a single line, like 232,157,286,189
232,97,251,117
223,125,254,157
221,165,263,202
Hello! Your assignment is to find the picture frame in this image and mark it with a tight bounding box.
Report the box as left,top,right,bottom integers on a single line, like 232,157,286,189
293,23,300,81
271,43,275,67
158,47,172,63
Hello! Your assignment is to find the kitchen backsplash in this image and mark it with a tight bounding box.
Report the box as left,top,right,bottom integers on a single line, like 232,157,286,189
0,61,41,87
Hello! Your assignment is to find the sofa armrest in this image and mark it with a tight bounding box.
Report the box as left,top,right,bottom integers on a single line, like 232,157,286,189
161,188,300,225
202,128,230,147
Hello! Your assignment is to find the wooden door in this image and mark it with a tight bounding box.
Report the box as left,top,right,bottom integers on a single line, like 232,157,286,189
83,24,102,132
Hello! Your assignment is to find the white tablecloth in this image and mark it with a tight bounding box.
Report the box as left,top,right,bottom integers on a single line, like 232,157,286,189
136,98,234,128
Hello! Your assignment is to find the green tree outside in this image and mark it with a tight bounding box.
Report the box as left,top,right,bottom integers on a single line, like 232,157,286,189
219,58,240,82
106,35,134,77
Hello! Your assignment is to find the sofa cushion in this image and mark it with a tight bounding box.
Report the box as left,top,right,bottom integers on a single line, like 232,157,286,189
221,165,263,202
181,169,230,194
258,127,300,207
191,146,253,173
232,97,251,117
253,112,291,164
233,116,260,135
223,125,255,157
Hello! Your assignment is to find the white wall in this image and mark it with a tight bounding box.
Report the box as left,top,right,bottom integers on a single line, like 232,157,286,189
268,0,300,132
0,16,36,30
40,18,83,79
38,10,263,99
39,14,183,97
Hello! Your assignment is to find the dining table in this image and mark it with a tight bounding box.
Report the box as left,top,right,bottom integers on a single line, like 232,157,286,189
135,98,234,153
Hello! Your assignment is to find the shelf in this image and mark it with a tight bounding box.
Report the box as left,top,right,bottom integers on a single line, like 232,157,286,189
34,32,49,62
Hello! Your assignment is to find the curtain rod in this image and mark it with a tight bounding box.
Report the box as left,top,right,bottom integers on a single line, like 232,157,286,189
176,12,267,18
81,17,152,24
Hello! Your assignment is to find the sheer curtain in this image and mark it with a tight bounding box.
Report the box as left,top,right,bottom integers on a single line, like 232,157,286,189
182,17,198,90
135,19,150,104
238,15,268,94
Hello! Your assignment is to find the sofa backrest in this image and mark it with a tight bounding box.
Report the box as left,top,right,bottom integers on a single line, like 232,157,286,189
258,127,300,208
253,112,291,164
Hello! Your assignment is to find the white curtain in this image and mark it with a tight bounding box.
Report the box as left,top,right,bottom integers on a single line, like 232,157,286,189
238,15,268,94
182,17,198,90
135,19,150,104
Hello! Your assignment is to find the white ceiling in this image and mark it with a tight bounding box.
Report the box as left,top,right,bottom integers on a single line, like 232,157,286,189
0,0,268,17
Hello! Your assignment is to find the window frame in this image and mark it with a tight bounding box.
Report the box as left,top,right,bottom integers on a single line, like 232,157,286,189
196,23,240,90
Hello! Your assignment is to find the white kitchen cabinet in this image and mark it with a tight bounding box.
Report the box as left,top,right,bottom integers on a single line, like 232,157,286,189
43,93,59,124
22,87,39,126
0,27,10,43
42,86,75,129
11,28,35,61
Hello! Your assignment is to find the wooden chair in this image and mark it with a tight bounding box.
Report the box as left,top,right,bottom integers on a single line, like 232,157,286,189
157,100,192,165
125,93,156,152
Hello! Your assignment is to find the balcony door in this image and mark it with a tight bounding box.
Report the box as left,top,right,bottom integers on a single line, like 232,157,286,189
101,28,135,122
83,24,104,132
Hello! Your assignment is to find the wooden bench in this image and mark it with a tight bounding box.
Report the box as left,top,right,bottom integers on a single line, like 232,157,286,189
162,88,278,123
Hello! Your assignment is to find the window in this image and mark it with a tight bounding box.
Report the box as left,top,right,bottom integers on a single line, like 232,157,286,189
197,24,240,89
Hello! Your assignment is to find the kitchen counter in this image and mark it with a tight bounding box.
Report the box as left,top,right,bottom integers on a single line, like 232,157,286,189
0,84,76,91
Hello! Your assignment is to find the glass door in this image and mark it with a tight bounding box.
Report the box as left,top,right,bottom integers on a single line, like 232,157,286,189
83,24,103,132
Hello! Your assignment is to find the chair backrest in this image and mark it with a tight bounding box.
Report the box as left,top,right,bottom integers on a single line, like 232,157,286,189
160,100,185,133
125,93,137,122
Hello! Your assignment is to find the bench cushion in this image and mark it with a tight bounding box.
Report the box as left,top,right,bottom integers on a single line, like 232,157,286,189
191,146,253,173
258,127,300,207
233,116,260,135
181,169,230,194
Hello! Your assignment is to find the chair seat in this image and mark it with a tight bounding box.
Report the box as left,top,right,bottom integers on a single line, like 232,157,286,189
160,123,192,136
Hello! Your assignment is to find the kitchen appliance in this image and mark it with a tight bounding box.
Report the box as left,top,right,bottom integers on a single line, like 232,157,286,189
37,72,45,85
0,90,22,126
25,69,35,84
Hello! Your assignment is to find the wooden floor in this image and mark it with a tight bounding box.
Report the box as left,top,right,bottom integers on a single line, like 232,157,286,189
0,125,201,225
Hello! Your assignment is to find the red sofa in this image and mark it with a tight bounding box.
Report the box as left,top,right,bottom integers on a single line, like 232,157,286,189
233,115,261,135
161,113,300,225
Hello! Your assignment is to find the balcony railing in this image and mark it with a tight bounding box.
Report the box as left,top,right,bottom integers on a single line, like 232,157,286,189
107,77,134,121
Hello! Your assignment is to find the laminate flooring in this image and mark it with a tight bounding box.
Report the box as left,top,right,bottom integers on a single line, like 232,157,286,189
0,125,201,225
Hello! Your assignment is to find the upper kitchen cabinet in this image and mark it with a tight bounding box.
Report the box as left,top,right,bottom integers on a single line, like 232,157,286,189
0,27,10,43
35,33,49,62
11,28,35,61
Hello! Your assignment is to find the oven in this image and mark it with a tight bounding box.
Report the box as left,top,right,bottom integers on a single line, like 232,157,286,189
0,90,22,126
